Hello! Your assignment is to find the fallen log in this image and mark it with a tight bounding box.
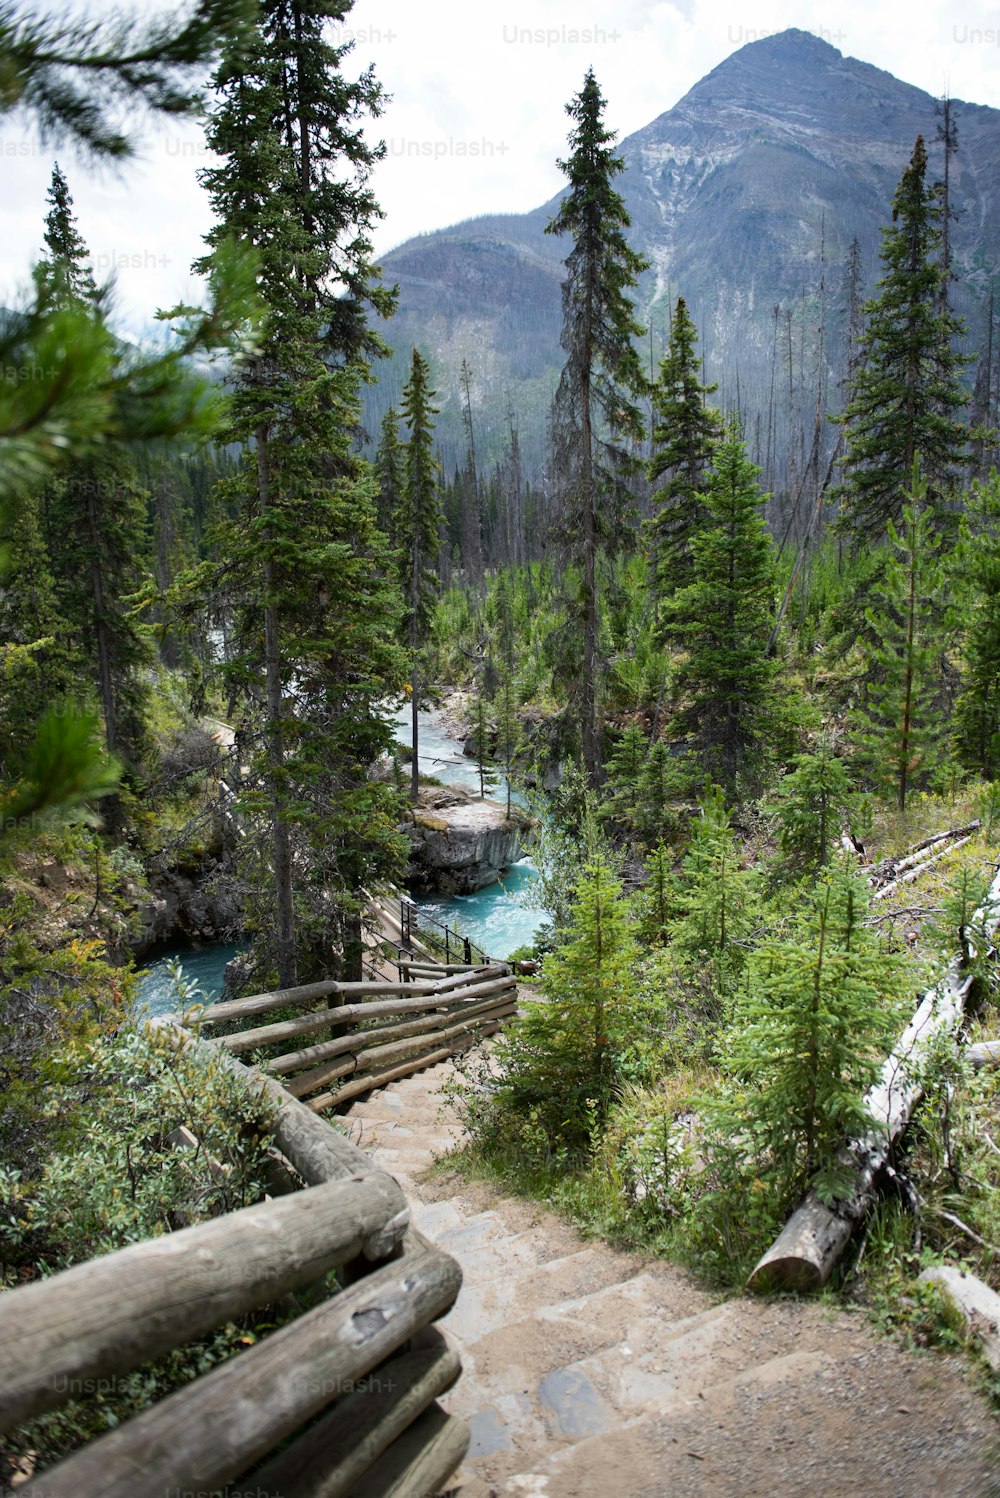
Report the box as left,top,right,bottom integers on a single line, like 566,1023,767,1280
748,863,1000,1294
919,1265,1000,1372
967,1040,1000,1069
871,833,977,903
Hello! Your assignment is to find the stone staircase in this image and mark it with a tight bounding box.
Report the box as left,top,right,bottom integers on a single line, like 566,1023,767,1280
344,1060,1000,1498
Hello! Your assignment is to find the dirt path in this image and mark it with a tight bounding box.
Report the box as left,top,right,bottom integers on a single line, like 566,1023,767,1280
344,1060,1000,1497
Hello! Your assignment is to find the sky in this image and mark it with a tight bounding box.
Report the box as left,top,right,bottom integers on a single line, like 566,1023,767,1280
2,0,998,341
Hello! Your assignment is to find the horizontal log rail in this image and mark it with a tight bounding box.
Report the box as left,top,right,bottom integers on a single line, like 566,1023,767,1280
189,961,519,1117
0,1172,407,1434
18,1244,463,1498
3,1017,472,1498
244,1325,462,1497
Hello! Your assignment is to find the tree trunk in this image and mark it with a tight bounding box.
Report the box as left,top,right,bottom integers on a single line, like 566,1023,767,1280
84,475,117,759
257,423,297,990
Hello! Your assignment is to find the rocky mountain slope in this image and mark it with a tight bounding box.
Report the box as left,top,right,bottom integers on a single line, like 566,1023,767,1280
364,29,1000,486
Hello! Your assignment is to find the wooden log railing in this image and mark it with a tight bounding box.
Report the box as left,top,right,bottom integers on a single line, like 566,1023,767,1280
196,960,518,1114
0,1019,477,1498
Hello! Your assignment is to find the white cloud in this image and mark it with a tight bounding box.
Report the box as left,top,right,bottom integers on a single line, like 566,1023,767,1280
1,0,995,335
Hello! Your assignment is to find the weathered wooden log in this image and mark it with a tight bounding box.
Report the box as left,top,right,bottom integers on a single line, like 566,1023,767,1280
0,1171,407,1434
309,1044,462,1114
269,1013,450,1079
282,992,516,1097
749,864,1000,1293
309,1017,508,1113
340,1403,471,1498
898,820,981,864
303,1005,514,1108
967,1039,1000,1069
919,1265,1000,1372
398,960,482,975
195,977,443,1027
871,834,976,902
430,961,508,987
18,1245,462,1498
245,1327,461,1498
219,974,516,1055
349,1002,515,1078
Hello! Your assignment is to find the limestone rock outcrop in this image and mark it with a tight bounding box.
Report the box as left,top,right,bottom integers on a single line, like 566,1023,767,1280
402,787,526,894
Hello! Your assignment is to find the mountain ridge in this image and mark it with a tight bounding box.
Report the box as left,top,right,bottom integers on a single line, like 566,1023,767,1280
363,29,1000,490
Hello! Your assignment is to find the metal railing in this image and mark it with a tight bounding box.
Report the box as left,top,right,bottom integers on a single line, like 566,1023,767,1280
398,895,488,967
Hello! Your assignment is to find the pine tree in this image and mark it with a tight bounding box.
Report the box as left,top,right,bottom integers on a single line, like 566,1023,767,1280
468,687,499,800
398,349,443,804
458,359,484,579
661,418,781,789
0,489,70,772
666,783,757,1020
545,69,650,783
836,135,969,540
635,841,673,947
603,723,648,833
852,464,946,811
954,473,1000,778
646,296,722,607
722,866,905,1203
635,739,682,848
197,5,405,986
493,670,523,819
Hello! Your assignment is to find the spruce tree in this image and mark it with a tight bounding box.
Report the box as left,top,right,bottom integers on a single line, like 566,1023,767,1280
197,5,405,986
661,418,781,790
666,784,757,1020
852,464,946,811
603,723,648,834
545,69,650,783
37,162,98,305
722,866,905,1203
954,473,1000,778
497,852,638,1150
397,349,443,803
374,407,404,535
836,135,969,540
647,296,722,608
771,736,861,877
35,166,154,779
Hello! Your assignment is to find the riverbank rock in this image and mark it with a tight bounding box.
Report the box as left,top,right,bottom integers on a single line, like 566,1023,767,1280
402,785,528,894
134,862,241,959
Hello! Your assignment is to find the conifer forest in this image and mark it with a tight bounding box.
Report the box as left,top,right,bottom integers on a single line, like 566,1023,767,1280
2,2,1000,1485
